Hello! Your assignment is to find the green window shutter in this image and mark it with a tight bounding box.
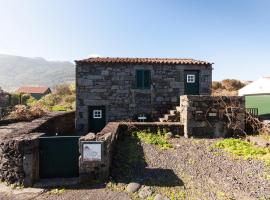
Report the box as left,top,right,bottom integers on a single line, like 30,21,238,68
136,69,151,89
136,70,143,89
143,70,151,89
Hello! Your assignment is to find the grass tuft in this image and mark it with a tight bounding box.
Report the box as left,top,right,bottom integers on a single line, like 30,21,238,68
134,129,173,150
213,138,270,165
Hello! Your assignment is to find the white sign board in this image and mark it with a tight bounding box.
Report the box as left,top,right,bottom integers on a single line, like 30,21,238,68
208,113,217,117
82,143,102,161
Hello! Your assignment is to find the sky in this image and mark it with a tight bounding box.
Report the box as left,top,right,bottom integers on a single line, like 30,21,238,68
0,0,270,81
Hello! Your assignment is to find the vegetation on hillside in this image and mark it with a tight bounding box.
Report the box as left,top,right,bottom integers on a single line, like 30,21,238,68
26,83,76,111
212,79,246,96
0,54,75,91
2,83,75,120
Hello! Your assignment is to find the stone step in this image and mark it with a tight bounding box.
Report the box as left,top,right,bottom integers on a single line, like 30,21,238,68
176,106,181,112
164,114,178,121
169,110,177,115
159,117,166,122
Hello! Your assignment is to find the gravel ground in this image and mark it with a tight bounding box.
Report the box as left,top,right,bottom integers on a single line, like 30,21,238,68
0,136,269,200
0,186,131,200
112,135,270,200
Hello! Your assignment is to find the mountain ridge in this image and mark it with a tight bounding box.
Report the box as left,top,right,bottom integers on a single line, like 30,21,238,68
0,54,75,91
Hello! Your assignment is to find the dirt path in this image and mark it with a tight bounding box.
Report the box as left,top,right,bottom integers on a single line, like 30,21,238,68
0,185,130,200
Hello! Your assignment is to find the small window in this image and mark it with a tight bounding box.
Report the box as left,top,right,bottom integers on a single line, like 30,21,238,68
93,110,102,119
187,74,195,83
136,69,151,89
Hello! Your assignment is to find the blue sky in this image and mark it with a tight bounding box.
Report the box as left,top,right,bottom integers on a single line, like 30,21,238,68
0,0,270,80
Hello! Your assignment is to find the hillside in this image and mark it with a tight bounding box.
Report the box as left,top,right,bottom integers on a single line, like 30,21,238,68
0,54,75,91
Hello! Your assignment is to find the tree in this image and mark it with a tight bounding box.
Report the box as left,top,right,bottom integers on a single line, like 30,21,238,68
221,79,245,91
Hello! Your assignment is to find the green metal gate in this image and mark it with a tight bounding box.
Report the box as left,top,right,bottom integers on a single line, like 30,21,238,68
39,136,80,178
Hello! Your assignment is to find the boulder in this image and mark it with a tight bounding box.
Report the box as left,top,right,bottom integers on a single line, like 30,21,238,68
166,132,173,139
126,182,141,193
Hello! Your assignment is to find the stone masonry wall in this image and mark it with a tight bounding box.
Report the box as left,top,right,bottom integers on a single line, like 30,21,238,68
180,95,246,138
76,62,212,135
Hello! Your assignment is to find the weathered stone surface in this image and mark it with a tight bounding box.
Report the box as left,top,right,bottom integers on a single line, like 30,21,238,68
126,182,141,193
138,186,153,199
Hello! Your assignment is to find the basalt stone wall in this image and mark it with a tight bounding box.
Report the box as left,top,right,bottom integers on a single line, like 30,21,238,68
0,133,43,186
79,122,120,183
79,122,183,183
34,111,75,136
0,111,75,186
180,95,245,138
76,62,212,135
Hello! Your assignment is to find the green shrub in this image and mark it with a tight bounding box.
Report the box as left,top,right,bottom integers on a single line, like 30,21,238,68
64,95,75,104
213,138,270,164
26,96,38,106
51,105,67,111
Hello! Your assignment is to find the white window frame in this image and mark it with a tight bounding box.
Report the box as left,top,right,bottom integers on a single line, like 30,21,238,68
187,74,196,83
93,110,102,119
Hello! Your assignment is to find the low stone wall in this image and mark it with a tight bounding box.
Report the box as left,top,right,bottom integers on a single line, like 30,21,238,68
180,95,245,138
79,123,120,183
34,111,75,136
0,111,75,186
79,122,183,183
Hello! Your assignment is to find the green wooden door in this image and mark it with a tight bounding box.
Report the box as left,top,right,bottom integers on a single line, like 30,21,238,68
89,106,106,133
39,136,80,178
184,70,199,95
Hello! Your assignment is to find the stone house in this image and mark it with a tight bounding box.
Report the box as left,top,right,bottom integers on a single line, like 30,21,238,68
75,57,213,135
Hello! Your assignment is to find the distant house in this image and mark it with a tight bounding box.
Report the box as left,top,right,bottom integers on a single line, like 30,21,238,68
239,77,270,116
17,86,51,100
75,57,213,134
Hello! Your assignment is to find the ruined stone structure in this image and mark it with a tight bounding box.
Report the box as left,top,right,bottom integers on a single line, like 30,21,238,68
179,95,246,138
76,57,213,135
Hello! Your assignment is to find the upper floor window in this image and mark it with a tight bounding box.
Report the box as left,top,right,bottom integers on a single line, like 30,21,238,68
136,69,151,89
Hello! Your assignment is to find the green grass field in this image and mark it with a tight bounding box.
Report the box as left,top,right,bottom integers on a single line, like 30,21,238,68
245,95,270,115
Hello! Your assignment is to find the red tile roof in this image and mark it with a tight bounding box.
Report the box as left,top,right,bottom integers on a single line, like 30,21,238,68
16,86,50,94
75,57,212,65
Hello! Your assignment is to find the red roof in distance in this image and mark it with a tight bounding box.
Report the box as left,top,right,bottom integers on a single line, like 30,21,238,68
16,86,50,94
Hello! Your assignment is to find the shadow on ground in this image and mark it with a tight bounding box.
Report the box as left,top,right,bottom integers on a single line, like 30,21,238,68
111,133,184,187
